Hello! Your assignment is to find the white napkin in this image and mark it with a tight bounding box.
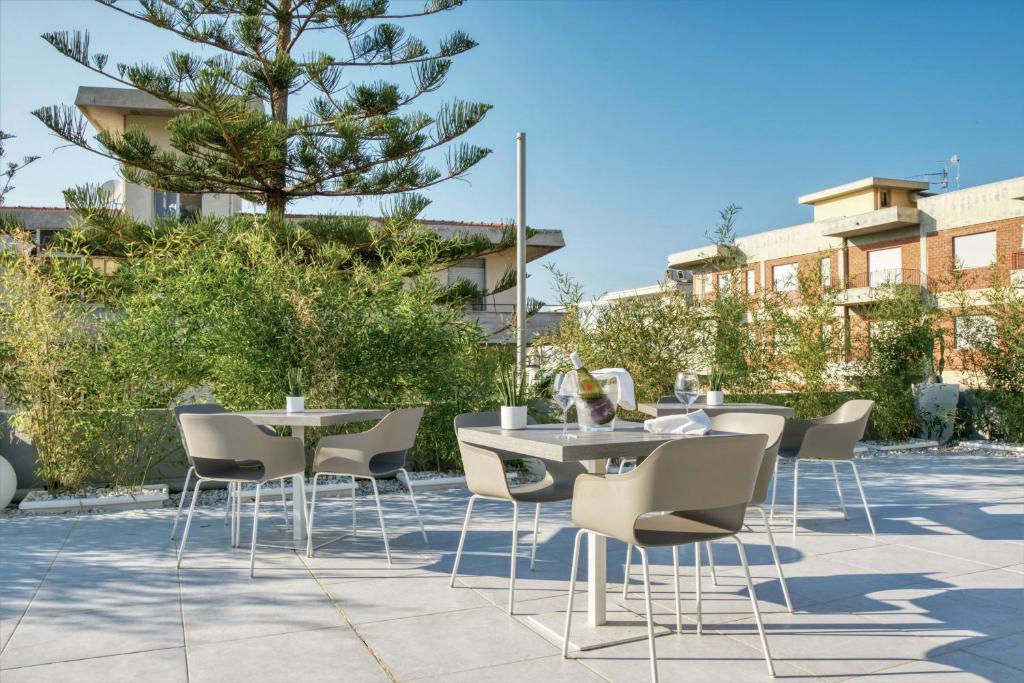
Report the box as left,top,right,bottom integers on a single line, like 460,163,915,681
643,410,711,435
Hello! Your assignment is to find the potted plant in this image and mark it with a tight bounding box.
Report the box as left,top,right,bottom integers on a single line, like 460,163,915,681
496,364,528,430
706,367,726,406
286,367,305,413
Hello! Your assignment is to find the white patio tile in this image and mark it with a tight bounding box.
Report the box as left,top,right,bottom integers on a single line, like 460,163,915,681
410,654,607,682
357,606,557,680
0,646,187,683
961,629,1024,672
187,627,389,683
324,574,490,624
853,649,1024,682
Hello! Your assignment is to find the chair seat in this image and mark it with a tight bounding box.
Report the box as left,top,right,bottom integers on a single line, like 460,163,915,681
192,458,266,482
632,508,746,547
315,452,404,478
508,476,575,504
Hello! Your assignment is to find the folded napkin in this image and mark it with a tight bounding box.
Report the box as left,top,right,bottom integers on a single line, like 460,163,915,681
643,410,711,435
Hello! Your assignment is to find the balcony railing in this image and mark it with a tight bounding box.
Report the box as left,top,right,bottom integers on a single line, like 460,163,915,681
844,268,927,290
1012,251,1024,271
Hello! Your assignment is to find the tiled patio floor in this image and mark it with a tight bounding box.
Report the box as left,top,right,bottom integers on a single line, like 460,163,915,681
2,450,1022,682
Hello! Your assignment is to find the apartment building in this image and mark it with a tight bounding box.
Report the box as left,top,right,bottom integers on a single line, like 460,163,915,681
1,87,565,342
667,174,1024,383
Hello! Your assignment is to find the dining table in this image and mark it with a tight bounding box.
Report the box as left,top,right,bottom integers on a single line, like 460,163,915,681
456,421,735,651
234,408,388,541
638,401,795,419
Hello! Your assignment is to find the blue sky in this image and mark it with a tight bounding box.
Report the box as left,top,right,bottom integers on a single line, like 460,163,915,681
2,0,1022,302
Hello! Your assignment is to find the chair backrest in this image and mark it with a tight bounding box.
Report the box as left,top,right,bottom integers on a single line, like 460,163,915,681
823,400,875,430
709,413,785,506
173,403,226,462
179,413,271,477
454,411,534,500
350,407,422,474
627,433,767,527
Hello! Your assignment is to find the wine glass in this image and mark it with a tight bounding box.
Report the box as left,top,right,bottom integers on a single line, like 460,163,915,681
674,372,700,414
552,372,578,440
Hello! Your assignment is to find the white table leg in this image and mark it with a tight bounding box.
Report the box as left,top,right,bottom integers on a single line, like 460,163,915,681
585,458,607,626
292,426,308,541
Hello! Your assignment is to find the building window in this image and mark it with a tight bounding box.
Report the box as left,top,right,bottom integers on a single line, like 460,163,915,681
955,315,996,350
821,257,831,287
448,258,486,310
746,270,756,294
718,272,733,294
868,247,902,286
154,191,202,220
953,231,997,270
772,263,798,292
879,190,890,208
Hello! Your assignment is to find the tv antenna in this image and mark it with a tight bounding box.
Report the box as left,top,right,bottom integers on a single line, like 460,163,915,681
908,154,960,191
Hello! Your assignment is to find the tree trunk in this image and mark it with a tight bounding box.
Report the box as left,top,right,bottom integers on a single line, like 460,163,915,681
267,0,292,214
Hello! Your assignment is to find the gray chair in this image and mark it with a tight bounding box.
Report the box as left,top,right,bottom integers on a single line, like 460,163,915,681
176,414,306,577
450,411,586,614
562,434,775,682
622,412,793,613
769,400,876,537
171,403,287,543
306,407,426,564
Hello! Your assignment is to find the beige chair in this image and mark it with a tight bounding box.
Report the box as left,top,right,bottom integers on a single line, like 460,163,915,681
171,403,288,543
176,414,306,577
306,407,426,564
769,400,876,537
562,434,774,682
450,411,586,614
622,412,793,612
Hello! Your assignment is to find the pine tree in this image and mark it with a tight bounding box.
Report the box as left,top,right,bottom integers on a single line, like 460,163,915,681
34,0,491,214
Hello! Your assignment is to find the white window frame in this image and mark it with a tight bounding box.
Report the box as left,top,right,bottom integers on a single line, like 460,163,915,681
448,258,487,310
821,257,831,287
718,272,733,294
868,247,902,287
746,270,756,295
772,263,798,292
153,190,201,220
953,231,997,270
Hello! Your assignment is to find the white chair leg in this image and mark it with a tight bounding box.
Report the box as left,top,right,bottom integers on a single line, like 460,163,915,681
399,468,428,543
769,458,780,521
529,503,541,571
705,542,718,585
831,461,847,519
671,545,682,633
622,543,633,598
369,477,391,565
752,505,793,612
351,475,358,537
280,480,291,530
249,483,262,579
639,547,659,683
792,459,801,538
306,473,319,558
230,483,238,548
509,500,520,614
224,478,232,525
695,540,703,634
848,460,876,536
733,536,775,677
449,495,477,587
562,528,586,658
171,466,194,540
176,479,203,568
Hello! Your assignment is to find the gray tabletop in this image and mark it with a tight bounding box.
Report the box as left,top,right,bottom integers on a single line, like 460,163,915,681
234,408,388,427
457,422,732,463
638,402,795,418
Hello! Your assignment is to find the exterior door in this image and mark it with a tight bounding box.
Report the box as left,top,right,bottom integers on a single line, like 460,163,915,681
868,247,902,286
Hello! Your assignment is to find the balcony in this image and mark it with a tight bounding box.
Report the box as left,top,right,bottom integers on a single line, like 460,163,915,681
840,268,928,305
1013,251,1024,286
463,304,564,343
821,206,920,238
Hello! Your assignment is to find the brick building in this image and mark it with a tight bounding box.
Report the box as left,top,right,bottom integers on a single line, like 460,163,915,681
667,175,1024,385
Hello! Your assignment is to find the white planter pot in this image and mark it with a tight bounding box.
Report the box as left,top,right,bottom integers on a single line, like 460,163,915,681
0,456,16,509
912,382,960,444
286,396,305,413
500,406,528,430
707,390,725,406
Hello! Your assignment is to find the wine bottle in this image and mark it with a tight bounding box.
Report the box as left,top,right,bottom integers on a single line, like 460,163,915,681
570,352,616,425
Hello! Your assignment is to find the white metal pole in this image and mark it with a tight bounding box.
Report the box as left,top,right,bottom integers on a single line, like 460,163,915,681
515,132,527,374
